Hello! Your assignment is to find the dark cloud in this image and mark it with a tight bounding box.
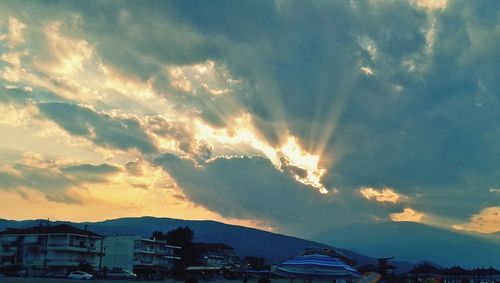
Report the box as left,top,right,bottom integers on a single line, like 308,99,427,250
60,163,121,182
150,0,499,227
0,87,31,104
154,154,401,236
125,161,143,176
38,102,157,154
0,157,120,204
1,0,498,232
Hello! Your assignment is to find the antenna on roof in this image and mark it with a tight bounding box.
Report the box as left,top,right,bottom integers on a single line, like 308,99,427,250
47,218,50,227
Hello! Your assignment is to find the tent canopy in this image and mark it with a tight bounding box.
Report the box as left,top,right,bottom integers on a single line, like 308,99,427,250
273,254,361,280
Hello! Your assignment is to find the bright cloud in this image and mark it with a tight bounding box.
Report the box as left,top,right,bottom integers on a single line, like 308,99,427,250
411,0,448,11
168,60,237,96
0,102,37,127
360,187,404,203
42,22,94,75
279,137,327,193
452,207,500,233
192,117,328,193
390,208,425,222
0,17,26,48
361,66,374,76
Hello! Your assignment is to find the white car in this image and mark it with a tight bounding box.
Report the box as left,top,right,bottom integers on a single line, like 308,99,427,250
68,271,93,280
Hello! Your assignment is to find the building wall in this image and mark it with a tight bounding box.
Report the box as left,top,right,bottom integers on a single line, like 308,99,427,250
0,233,103,275
133,238,169,266
103,236,179,275
103,236,135,271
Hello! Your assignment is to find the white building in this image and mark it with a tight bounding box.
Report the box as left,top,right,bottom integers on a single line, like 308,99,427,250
0,224,104,276
103,235,179,279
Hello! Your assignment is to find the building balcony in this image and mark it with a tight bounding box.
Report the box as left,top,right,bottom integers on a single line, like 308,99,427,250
134,260,155,266
0,262,14,267
25,259,45,266
134,248,164,254
46,259,84,267
47,244,99,252
133,261,169,267
44,258,98,267
0,250,16,256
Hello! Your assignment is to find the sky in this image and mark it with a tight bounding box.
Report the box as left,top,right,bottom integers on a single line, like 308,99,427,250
0,0,499,238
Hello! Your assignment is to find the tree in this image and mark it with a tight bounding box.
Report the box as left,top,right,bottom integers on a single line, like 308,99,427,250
166,227,194,247
151,230,167,241
151,227,198,277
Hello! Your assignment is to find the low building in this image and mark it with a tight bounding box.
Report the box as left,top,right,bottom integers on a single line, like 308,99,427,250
185,242,240,279
103,235,180,279
195,242,239,268
0,224,103,276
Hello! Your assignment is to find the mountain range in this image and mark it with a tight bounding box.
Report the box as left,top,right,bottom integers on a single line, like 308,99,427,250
314,221,499,268
0,217,498,270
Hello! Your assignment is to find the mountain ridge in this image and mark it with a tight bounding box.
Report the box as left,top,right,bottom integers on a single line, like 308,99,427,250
1,217,497,270
313,221,499,268
0,216,411,271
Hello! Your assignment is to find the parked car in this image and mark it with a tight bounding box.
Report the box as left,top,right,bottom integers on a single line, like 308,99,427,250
45,270,68,278
0,266,27,277
107,269,137,279
68,271,93,280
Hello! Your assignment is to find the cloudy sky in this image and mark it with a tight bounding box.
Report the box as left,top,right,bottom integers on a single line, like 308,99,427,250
0,0,498,238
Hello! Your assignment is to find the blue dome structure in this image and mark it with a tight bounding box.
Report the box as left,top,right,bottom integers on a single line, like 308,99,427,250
272,250,361,281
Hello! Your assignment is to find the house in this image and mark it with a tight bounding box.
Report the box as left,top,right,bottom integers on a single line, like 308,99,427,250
0,224,104,276
103,235,180,279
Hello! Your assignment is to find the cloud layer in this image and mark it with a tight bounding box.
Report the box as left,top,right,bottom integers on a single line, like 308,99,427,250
0,0,499,235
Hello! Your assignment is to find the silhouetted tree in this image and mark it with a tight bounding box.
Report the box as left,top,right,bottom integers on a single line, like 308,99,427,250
166,227,194,247
151,227,198,277
151,230,167,241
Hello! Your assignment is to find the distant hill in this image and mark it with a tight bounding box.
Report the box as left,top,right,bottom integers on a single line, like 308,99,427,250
4,217,495,271
313,221,500,268
0,217,404,269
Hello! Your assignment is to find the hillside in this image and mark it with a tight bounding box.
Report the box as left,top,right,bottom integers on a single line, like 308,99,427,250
0,217,381,267
314,221,500,268
2,217,496,270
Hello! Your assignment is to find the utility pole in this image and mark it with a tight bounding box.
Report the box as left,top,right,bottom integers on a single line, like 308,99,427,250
99,236,104,272
43,218,49,276
84,225,91,272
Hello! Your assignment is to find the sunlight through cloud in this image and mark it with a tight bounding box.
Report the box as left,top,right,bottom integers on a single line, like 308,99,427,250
360,187,404,203
390,208,425,222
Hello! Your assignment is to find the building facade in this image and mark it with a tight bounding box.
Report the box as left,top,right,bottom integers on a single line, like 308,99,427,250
103,235,179,279
195,242,239,268
0,224,103,276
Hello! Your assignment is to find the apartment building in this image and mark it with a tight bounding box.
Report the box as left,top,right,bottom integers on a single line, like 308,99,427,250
103,235,179,279
0,224,103,275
